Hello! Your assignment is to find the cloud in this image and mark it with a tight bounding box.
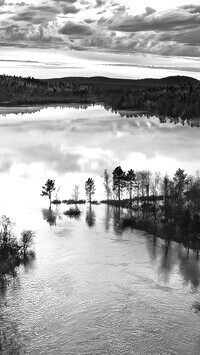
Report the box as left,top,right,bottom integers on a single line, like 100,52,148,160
0,23,65,48
0,0,4,5
0,155,13,173
95,0,106,7
84,18,95,24
62,5,80,14
59,21,92,36
109,6,200,33
0,2,200,58
11,4,59,24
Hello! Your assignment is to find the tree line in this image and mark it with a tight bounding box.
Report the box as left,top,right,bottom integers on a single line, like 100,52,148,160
40,166,200,247
1,74,200,119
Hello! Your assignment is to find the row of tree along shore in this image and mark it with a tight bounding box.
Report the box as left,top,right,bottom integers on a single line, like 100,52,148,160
1,165,200,280
1,74,200,119
41,167,200,249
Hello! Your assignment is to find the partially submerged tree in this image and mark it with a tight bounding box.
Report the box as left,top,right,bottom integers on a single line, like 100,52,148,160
173,168,187,201
85,178,95,204
41,179,56,208
126,169,136,201
0,215,15,244
20,230,35,258
112,166,125,201
72,185,80,203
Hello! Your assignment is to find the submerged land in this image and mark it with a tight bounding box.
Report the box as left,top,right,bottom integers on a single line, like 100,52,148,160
0,74,200,119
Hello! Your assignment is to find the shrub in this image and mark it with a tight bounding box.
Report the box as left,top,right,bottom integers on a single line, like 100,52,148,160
63,207,81,218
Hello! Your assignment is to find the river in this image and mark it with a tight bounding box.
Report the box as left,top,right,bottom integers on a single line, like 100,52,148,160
0,105,200,354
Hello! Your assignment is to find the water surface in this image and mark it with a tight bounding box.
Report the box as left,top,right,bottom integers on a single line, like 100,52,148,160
0,105,200,354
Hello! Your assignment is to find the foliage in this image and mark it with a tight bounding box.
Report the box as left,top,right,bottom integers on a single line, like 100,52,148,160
85,178,95,203
20,230,35,256
52,199,61,205
0,216,35,280
41,179,56,207
71,185,80,202
112,166,126,201
63,207,81,218
62,199,86,204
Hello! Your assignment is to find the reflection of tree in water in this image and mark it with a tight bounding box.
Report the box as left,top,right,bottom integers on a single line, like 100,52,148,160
104,205,112,231
85,205,96,227
145,235,158,263
178,248,200,291
157,240,174,285
42,208,57,226
145,234,200,290
113,207,123,236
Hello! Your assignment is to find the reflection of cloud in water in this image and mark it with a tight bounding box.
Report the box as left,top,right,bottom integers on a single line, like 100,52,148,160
0,105,200,181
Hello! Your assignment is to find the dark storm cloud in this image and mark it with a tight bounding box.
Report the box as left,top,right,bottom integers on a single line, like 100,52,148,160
0,0,5,5
59,21,92,36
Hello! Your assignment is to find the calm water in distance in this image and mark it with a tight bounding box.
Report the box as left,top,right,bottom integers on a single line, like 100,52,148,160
0,105,200,354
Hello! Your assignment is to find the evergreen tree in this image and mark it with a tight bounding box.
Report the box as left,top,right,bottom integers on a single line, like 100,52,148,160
112,166,125,201
41,179,56,208
85,178,95,204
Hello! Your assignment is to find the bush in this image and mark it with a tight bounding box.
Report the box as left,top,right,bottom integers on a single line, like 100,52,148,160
52,199,61,205
62,199,86,204
63,207,81,218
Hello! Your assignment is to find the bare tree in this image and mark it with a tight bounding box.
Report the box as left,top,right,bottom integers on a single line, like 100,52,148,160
72,185,80,202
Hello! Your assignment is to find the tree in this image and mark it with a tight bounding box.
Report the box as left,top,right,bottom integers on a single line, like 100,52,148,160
103,169,111,200
20,230,35,257
173,168,187,200
41,179,56,208
85,178,95,204
72,185,80,202
126,169,136,201
112,166,125,201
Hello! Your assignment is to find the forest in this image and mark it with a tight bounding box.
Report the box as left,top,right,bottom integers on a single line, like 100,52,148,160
0,74,200,119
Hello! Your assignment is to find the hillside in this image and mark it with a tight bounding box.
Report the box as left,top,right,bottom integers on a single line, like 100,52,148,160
0,74,200,119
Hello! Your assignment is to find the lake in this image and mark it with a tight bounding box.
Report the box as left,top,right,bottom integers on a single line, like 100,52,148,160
0,105,200,354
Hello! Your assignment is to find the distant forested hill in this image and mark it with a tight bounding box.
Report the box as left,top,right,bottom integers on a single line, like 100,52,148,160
0,74,200,119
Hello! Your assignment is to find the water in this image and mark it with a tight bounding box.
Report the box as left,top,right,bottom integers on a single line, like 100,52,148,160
0,105,200,354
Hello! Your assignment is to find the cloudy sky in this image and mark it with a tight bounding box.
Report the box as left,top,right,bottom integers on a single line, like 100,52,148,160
0,0,200,78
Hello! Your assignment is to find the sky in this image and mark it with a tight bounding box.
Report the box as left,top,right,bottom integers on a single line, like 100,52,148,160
0,0,200,78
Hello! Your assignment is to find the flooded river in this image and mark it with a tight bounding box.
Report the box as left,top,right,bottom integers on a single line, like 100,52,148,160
0,105,200,354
